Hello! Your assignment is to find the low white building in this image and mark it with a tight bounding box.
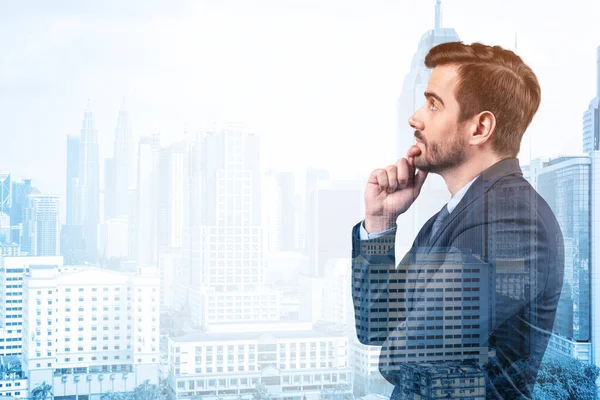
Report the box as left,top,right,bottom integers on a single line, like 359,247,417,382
166,322,352,400
21,264,160,399
0,256,64,358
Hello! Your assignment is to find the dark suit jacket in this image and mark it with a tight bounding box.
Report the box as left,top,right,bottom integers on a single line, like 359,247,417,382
351,157,565,399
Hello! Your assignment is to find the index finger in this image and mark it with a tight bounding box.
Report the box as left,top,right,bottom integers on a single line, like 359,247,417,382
406,156,415,186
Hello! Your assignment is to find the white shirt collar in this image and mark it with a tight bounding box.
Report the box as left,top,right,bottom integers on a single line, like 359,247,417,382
447,175,479,214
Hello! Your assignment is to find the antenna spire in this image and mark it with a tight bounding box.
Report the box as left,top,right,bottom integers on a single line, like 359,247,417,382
435,0,443,29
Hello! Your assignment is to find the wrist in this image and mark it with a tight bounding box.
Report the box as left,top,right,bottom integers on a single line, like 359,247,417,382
364,215,397,233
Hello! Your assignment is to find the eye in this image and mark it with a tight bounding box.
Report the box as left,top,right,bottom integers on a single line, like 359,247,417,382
429,100,438,111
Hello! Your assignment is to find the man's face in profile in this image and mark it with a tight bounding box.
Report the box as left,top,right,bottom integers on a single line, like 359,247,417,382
408,64,470,174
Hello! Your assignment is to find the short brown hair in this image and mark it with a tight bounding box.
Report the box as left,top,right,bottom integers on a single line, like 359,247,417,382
424,41,541,158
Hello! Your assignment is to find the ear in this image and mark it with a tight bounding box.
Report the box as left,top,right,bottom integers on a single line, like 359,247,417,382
472,111,496,145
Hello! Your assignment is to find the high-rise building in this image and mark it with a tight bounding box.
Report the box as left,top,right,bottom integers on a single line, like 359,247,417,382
261,174,282,254
99,218,129,259
583,46,600,153
304,167,328,261
104,157,117,221
157,142,187,250
105,101,135,223
190,130,263,292
132,134,161,265
79,102,100,262
23,195,60,257
394,0,461,250
524,155,592,362
0,256,64,358
265,169,297,252
168,129,283,328
66,136,81,227
114,100,134,218
10,179,33,227
21,263,160,398
0,172,11,215
313,180,362,278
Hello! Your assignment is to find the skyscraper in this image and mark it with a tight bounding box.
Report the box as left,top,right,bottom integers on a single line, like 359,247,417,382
133,134,161,265
78,101,100,262
113,100,134,218
265,169,297,252
0,172,10,215
66,135,81,226
10,179,32,227
395,0,461,249
583,46,600,153
104,157,117,220
23,194,60,256
525,155,592,363
157,142,187,250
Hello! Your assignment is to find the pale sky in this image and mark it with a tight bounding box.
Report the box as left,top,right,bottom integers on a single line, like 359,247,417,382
0,0,598,203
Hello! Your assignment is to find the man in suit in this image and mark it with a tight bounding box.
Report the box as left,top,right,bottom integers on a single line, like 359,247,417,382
351,41,564,399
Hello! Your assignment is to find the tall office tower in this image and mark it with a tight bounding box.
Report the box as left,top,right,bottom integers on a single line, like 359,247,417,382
66,136,81,227
310,180,362,278
590,151,600,368
104,157,117,220
525,156,593,362
261,174,282,254
157,142,187,250
0,173,10,215
114,101,134,218
79,102,100,262
99,218,129,259
106,102,135,222
23,195,60,257
182,130,282,327
583,46,600,153
395,0,461,248
64,135,86,265
133,134,161,265
264,169,297,252
21,264,160,398
192,130,262,289
10,179,32,227
0,256,64,358
127,187,139,262
304,167,329,261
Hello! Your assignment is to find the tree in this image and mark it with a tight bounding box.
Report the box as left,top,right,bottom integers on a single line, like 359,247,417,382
533,355,600,399
31,381,52,400
485,354,600,399
101,392,130,400
252,382,271,400
131,379,165,400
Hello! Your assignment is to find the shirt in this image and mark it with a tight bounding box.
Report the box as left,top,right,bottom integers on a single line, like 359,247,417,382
359,175,479,240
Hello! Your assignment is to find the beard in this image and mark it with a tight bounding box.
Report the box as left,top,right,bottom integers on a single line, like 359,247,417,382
413,130,469,174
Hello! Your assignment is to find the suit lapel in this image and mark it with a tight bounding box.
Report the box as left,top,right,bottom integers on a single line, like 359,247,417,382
407,157,524,308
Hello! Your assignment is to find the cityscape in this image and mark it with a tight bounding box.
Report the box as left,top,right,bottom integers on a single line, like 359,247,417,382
1,1,600,399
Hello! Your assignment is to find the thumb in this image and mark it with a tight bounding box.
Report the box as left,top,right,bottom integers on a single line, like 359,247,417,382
413,169,428,195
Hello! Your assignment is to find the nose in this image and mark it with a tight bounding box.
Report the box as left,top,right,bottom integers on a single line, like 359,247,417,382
408,111,424,131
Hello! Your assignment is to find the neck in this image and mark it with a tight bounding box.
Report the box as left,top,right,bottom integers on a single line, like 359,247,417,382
440,153,505,197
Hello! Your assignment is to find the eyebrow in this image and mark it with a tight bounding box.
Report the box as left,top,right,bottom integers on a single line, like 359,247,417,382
424,91,445,107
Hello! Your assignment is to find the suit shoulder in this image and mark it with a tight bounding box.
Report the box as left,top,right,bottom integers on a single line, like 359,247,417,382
489,174,562,237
